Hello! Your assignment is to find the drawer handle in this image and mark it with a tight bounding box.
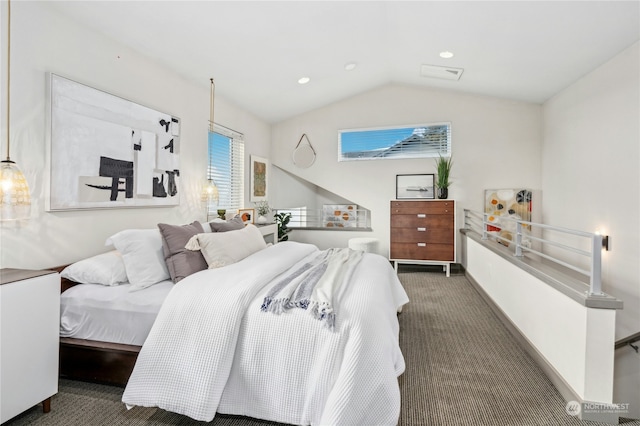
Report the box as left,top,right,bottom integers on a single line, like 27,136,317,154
417,227,426,232
417,243,426,247
417,214,426,218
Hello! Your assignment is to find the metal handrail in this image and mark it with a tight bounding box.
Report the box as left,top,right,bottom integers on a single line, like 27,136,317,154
615,331,640,352
464,209,606,296
274,207,371,230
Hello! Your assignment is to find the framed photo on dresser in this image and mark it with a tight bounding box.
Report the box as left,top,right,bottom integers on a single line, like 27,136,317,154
396,174,435,199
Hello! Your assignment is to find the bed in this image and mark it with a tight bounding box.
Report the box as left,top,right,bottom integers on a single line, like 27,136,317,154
57,222,409,425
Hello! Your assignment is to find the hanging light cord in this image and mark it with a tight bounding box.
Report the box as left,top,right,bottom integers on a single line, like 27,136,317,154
209,78,215,133
4,0,11,162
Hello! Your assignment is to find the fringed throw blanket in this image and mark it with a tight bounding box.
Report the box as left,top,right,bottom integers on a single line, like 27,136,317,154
260,247,363,330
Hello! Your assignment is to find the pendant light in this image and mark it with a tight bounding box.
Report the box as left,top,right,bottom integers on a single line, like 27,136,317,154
203,78,218,213
1,0,31,221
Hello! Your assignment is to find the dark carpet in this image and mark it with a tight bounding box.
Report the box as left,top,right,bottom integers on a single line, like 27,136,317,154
6,268,638,425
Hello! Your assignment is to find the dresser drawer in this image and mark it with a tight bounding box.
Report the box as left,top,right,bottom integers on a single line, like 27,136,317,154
390,200,454,215
390,214,453,230
390,243,454,262
390,227,454,244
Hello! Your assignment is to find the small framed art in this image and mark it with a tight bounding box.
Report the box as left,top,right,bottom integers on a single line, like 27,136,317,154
238,208,255,224
250,155,268,202
396,174,435,199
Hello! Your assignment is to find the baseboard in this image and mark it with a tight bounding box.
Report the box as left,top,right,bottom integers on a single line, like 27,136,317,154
465,271,619,425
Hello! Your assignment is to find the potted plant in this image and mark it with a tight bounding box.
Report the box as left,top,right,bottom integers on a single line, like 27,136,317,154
435,154,453,199
274,212,292,241
255,201,271,224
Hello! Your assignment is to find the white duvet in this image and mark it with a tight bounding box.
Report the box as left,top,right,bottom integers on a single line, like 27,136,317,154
122,241,409,425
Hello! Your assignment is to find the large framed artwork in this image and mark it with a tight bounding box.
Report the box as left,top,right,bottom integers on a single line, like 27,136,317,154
250,155,268,202
396,174,435,199
484,189,533,248
47,73,180,211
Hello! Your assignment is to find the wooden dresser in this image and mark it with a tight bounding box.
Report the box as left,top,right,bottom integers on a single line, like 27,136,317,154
390,199,455,276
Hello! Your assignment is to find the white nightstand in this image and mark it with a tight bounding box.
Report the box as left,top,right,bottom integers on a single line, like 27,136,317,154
0,269,60,423
256,223,278,245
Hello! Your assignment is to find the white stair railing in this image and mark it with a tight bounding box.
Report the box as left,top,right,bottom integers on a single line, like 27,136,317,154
464,209,607,296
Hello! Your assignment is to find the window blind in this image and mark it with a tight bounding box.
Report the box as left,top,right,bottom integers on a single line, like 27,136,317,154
338,122,451,161
208,124,244,214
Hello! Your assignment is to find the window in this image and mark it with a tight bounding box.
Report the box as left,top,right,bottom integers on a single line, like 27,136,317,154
207,124,244,215
338,122,451,161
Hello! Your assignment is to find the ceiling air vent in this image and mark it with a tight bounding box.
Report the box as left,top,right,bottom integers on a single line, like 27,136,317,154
420,64,464,81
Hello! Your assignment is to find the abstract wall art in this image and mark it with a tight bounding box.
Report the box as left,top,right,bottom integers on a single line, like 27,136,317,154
484,189,533,248
47,73,180,211
250,155,268,202
323,204,357,228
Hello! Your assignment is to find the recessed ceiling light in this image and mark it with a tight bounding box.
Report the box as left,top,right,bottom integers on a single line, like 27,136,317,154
298,77,310,85
344,62,357,71
439,51,454,59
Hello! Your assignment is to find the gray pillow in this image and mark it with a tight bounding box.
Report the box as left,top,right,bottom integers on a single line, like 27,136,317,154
208,215,245,232
157,221,207,283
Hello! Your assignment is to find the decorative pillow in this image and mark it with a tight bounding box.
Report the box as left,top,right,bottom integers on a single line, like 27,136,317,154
185,224,267,269
204,218,225,233
106,229,170,292
208,215,245,233
157,221,208,283
60,250,128,286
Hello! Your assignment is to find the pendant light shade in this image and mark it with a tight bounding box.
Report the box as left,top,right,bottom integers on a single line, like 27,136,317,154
1,0,31,221
0,160,31,220
203,178,219,204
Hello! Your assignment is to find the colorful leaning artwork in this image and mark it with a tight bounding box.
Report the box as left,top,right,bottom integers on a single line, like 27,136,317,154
484,189,533,248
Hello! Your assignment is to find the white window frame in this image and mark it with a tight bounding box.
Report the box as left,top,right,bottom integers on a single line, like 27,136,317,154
207,124,244,215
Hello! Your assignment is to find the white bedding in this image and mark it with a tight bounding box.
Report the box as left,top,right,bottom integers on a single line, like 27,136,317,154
122,241,409,425
60,280,173,346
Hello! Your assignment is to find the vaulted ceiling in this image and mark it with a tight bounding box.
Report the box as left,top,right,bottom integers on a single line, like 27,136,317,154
48,1,640,123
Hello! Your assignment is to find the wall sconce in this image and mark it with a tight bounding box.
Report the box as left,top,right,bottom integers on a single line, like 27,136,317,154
1,0,31,221
595,230,609,251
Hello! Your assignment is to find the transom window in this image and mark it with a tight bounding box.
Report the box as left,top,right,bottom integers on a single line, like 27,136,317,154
338,122,451,161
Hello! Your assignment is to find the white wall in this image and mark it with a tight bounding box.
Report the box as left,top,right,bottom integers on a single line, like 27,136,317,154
465,237,616,408
271,83,542,257
0,1,270,270
542,41,640,417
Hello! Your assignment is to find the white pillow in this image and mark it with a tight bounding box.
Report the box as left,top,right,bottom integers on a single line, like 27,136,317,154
60,250,128,286
106,229,170,291
185,224,267,269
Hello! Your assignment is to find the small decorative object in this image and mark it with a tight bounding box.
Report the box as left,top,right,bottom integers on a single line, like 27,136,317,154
292,133,316,168
396,174,435,199
255,200,271,224
217,209,226,219
238,208,255,224
435,154,453,199
274,212,292,242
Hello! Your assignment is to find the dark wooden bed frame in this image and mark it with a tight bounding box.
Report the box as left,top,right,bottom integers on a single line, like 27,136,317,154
56,267,141,387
